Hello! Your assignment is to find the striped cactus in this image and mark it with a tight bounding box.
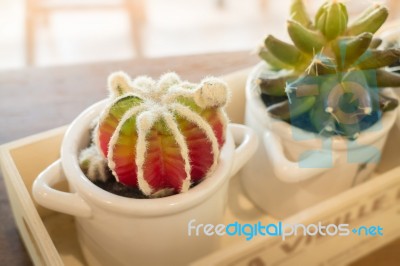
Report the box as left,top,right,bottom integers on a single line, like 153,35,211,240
83,72,229,197
258,0,400,139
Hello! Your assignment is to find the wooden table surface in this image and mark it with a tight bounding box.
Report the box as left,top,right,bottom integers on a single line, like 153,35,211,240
1,51,399,265
0,51,258,265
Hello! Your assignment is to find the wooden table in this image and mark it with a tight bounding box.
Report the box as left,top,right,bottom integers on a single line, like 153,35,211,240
1,51,399,265
0,51,258,265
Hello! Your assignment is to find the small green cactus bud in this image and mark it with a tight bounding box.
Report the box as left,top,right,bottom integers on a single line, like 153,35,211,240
316,1,348,40
315,1,329,25
79,145,110,182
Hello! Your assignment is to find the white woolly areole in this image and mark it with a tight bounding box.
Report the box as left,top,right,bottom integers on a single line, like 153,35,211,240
79,145,108,182
158,72,181,93
163,86,196,104
216,109,229,142
194,77,229,108
180,81,197,90
93,123,101,155
108,71,133,98
132,76,156,92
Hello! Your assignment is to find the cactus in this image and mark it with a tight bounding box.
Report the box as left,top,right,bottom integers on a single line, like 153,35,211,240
257,0,400,139
79,72,229,197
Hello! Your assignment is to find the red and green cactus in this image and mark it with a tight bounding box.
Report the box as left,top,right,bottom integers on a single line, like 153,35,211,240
81,72,229,197
257,0,400,139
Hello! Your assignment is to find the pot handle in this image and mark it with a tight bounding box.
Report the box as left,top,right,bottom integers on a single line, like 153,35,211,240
229,124,258,177
32,160,92,218
263,130,338,183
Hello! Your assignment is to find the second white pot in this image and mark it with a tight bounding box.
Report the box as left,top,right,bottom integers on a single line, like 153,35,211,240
241,63,398,219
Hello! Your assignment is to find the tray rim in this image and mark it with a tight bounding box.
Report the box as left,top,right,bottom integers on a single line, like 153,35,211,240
0,126,68,266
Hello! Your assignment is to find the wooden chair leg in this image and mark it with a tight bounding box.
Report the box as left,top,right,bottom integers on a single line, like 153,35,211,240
387,0,399,21
25,0,35,66
126,0,146,58
259,0,267,11
217,0,225,9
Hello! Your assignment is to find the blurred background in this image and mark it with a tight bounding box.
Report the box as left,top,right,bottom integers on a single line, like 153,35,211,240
0,0,398,70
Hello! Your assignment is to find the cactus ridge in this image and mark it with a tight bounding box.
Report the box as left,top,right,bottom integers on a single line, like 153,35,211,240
258,0,400,139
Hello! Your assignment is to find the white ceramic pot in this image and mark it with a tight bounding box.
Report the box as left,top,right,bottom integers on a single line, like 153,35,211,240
32,101,258,266
380,26,400,100
241,62,398,219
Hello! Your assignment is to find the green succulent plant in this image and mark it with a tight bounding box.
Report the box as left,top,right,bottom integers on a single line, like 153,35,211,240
258,0,400,139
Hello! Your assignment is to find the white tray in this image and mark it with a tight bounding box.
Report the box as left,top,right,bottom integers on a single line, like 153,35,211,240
1,70,400,266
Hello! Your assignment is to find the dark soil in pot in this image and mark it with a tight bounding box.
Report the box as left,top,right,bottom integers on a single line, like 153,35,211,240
90,169,201,199
93,178,150,199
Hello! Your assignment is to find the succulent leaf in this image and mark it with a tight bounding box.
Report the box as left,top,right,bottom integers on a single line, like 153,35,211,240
332,32,373,69
264,35,303,66
287,20,325,54
350,4,379,23
378,93,399,112
347,5,388,35
369,38,382,49
290,0,312,28
375,70,400,88
356,49,400,70
258,48,293,70
258,74,296,96
266,96,316,121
